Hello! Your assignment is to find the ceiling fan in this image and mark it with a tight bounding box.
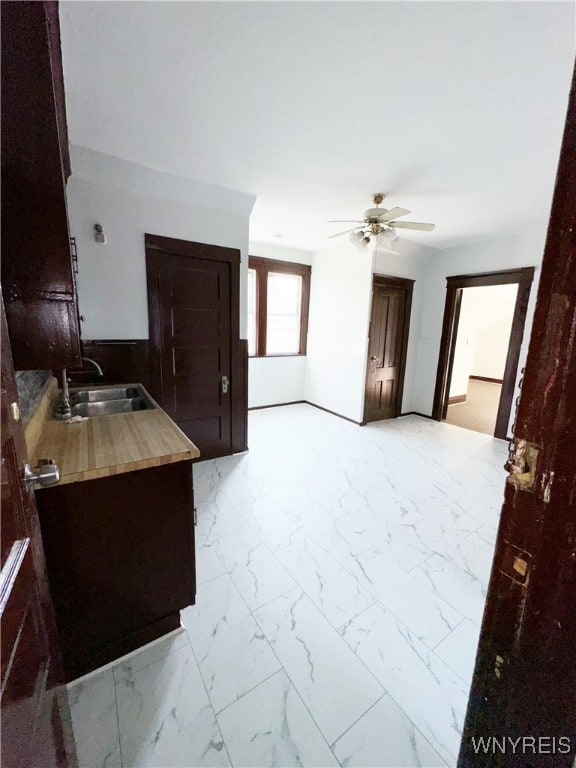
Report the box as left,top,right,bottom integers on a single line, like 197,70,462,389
328,193,435,250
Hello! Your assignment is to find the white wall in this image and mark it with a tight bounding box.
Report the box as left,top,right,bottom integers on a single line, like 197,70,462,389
249,356,307,408
413,231,546,429
67,145,255,340
247,242,313,408
471,284,518,379
304,238,433,422
249,241,313,268
305,240,373,422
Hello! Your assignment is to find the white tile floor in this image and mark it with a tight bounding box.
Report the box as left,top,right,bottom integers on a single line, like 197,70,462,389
68,405,506,768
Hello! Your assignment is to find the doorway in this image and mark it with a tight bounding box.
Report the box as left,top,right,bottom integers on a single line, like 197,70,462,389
363,275,413,423
445,284,518,435
433,268,534,439
145,234,243,460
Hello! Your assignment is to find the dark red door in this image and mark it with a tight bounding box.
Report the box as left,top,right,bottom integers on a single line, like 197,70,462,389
0,295,76,767
364,278,412,423
458,66,576,767
147,241,236,459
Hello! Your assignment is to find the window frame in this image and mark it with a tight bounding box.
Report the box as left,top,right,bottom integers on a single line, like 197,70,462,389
248,256,311,357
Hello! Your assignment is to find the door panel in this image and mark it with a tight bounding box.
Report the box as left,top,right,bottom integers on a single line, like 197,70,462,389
364,281,412,423
172,307,223,345
458,65,575,767
148,246,234,459
0,294,76,767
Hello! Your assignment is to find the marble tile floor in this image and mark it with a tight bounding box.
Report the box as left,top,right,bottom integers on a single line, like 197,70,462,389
68,406,507,768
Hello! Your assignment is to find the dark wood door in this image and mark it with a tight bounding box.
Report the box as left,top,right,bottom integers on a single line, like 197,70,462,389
147,237,241,459
364,277,413,423
458,67,576,767
0,295,77,767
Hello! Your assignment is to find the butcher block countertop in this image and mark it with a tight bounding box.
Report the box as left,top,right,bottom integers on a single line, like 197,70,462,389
29,380,200,486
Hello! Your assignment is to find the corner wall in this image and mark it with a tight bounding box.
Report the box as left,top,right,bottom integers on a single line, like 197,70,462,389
66,145,255,340
303,232,544,429
304,240,373,422
304,239,432,423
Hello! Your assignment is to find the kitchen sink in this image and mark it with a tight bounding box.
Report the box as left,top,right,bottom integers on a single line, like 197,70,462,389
71,396,154,417
71,385,144,403
62,384,156,418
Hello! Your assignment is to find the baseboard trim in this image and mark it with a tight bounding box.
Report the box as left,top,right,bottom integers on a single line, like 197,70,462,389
248,399,362,425
248,401,305,411
305,401,363,425
470,375,503,384
448,394,467,405
248,401,437,427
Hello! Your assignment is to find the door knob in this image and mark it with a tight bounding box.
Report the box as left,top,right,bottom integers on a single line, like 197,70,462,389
221,375,230,394
371,356,381,363
23,460,60,492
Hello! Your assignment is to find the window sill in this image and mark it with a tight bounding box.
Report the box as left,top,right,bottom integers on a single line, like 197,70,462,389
248,354,307,359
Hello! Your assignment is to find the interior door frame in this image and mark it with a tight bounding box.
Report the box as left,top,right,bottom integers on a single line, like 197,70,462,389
145,233,247,455
432,267,535,439
363,274,414,423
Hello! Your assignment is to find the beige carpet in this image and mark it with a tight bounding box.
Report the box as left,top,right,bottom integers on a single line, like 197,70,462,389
445,379,502,436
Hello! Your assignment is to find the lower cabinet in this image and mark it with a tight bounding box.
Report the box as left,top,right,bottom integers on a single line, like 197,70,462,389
35,460,195,682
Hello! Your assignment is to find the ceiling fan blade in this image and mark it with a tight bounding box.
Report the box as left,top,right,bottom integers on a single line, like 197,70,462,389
328,227,362,239
327,220,363,223
378,207,410,222
392,221,435,231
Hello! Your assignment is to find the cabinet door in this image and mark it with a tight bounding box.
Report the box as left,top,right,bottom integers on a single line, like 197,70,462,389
0,295,77,767
1,1,80,370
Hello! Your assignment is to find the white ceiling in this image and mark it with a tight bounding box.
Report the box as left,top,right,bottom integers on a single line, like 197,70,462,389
59,2,574,252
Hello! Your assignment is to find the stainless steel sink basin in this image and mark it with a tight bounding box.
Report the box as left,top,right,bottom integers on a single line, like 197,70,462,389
71,397,154,417
64,383,156,418
71,385,144,403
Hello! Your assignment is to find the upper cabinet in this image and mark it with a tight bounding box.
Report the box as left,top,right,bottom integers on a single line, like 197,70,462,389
1,1,81,370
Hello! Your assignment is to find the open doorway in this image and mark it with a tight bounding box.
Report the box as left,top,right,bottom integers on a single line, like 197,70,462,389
445,284,518,435
433,268,534,439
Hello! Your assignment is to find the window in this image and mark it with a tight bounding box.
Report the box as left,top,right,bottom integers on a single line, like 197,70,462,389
248,256,311,356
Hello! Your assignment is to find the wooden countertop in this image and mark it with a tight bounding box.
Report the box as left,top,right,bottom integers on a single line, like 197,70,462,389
31,382,200,486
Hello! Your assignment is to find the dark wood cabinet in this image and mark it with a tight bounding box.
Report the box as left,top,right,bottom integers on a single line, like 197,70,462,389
1,297,77,767
1,1,81,370
35,461,196,682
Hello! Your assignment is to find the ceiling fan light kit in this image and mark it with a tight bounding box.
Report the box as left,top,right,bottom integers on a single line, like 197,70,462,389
329,193,435,252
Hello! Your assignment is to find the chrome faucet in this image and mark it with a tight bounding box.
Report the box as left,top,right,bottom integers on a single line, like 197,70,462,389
81,357,104,376
54,368,72,420
54,358,103,420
